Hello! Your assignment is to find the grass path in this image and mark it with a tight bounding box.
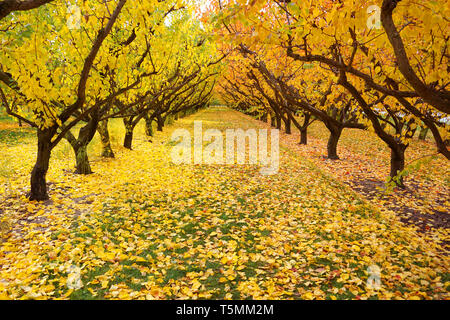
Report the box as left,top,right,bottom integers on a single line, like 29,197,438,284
0,107,448,299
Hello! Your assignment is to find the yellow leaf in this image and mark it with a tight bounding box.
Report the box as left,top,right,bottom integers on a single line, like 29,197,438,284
302,292,314,300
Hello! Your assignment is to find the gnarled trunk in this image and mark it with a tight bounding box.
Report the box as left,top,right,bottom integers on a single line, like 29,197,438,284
284,115,291,134
156,114,164,132
300,128,308,145
123,128,134,149
326,126,342,160
389,145,407,188
65,117,98,174
98,120,114,158
123,117,136,150
76,119,98,174
270,115,276,127
75,145,92,174
65,133,93,175
261,112,268,123
418,127,428,141
276,115,281,130
144,114,154,137
30,129,53,201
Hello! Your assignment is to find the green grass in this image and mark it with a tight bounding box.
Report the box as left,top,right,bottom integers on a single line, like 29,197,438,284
0,128,35,145
0,113,15,122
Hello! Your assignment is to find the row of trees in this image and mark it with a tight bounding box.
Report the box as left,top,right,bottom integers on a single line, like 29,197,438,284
212,0,449,187
0,0,223,200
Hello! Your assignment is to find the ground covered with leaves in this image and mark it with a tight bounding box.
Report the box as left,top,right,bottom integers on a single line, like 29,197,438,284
283,119,450,232
0,108,448,299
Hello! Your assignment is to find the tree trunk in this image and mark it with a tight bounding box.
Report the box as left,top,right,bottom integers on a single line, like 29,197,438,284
30,130,53,201
284,116,291,134
98,120,114,158
122,117,136,150
300,128,308,145
75,145,92,174
144,114,154,137
326,126,342,160
156,114,164,131
276,115,281,130
418,127,428,140
261,112,268,123
65,134,93,175
270,115,276,127
65,118,98,174
123,128,134,149
389,145,406,188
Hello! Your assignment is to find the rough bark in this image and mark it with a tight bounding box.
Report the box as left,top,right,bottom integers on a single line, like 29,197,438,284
0,0,54,21
261,112,268,123
76,120,97,174
418,127,428,140
122,116,137,149
300,128,308,145
98,120,114,158
275,115,281,130
144,114,154,137
29,129,53,201
123,130,133,149
326,126,343,160
156,114,164,131
284,115,291,134
75,145,92,174
270,115,276,127
64,117,98,174
63,134,88,174
389,145,407,188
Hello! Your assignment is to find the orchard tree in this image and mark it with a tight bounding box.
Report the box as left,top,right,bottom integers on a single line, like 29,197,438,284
62,4,185,171
0,0,188,200
213,0,449,186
